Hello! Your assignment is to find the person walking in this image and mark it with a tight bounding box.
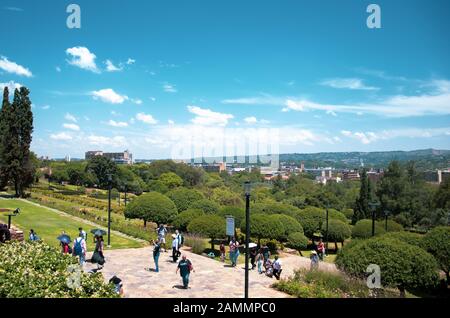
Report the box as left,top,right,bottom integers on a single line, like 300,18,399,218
73,232,87,266
157,224,168,252
152,239,161,272
175,230,183,257
310,250,319,270
176,255,195,289
219,243,226,262
256,250,264,274
250,247,257,269
171,234,179,262
92,235,105,269
317,239,325,261
262,244,270,263
273,256,282,280
229,238,236,266
78,227,87,241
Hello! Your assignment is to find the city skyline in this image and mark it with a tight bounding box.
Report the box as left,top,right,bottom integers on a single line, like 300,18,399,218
0,0,449,159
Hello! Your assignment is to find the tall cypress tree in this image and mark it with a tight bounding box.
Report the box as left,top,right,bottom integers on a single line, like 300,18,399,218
0,87,11,189
352,169,370,224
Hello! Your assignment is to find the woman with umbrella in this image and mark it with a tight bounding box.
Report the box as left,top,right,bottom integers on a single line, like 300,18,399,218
90,229,106,269
57,233,72,254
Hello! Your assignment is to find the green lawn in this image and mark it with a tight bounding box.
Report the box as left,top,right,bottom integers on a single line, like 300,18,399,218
0,199,143,250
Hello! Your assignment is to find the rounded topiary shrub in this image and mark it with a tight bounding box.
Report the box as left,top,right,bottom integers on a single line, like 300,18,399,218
190,199,220,214
271,214,304,241
336,237,439,296
351,219,385,239
376,220,403,232
421,226,450,283
295,206,347,238
287,232,309,254
216,206,245,228
167,188,204,212
243,214,285,244
124,191,178,226
172,209,204,231
0,241,117,298
321,219,352,249
187,214,226,250
381,231,424,248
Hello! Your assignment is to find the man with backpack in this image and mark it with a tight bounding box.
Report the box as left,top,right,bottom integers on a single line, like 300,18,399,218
73,232,87,266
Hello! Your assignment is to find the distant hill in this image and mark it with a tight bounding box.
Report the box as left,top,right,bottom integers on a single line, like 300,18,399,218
279,149,450,170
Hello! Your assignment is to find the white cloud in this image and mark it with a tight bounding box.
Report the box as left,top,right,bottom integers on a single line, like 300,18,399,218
320,78,378,90
107,120,128,127
105,60,122,72
66,46,99,73
65,113,77,123
50,132,72,141
222,95,284,105
0,56,32,77
163,84,177,93
244,116,270,124
131,98,142,105
3,7,23,12
326,110,337,117
91,88,128,104
168,119,175,125
0,81,22,92
126,58,136,65
136,112,158,124
87,135,127,147
56,66,61,72
42,105,50,110
150,97,156,102
63,123,80,131
187,105,233,126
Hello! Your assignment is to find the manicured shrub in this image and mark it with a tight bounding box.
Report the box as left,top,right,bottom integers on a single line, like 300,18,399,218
158,172,183,189
421,226,450,284
187,215,226,250
295,206,347,238
321,219,351,250
167,188,204,212
376,220,403,232
172,209,204,231
287,232,309,255
342,208,354,220
0,241,117,298
183,234,206,255
124,192,178,227
253,202,301,219
190,199,220,214
381,231,423,248
336,237,439,296
146,180,169,194
351,219,385,239
271,214,303,241
243,214,284,244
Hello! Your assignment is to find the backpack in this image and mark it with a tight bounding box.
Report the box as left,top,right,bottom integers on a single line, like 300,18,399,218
74,238,83,256
179,234,184,245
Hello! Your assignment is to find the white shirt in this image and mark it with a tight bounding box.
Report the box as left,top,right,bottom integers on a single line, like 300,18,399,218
172,238,179,249
273,259,282,270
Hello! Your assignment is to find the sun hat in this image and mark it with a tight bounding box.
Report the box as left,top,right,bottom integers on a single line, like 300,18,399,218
311,250,317,255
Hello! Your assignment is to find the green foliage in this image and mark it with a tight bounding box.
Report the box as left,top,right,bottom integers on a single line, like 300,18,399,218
85,156,118,189
421,226,450,277
295,206,347,238
351,219,386,239
321,219,352,243
184,234,206,255
147,180,169,194
216,206,245,228
252,201,301,219
376,219,403,232
352,169,372,224
0,241,117,298
211,187,243,206
245,214,284,243
124,192,178,226
271,214,303,241
336,237,439,293
342,208,354,220
190,199,220,214
167,187,204,212
381,231,424,248
273,269,374,298
287,232,309,251
158,172,183,189
187,215,226,249
172,209,204,231
434,178,450,209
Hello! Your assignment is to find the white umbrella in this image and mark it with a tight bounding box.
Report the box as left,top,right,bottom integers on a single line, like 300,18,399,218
248,243,257,248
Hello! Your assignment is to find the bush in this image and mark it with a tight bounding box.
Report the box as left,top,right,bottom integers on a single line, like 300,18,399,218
190,199,220,214
376,220,403,232
167,188,204,212
0,241,117,298
259,238,281,253
342,208,354,220
421,226,450,283
158,172,183,189
287,232,309,253
217,206,245,228
295,206,347,238
321,219,351,248
184,234,206,255
336,237,439,295
253,202,301,219
172,209,204,231
271,214,303,241
124,192,178,226
244,214,285,244
146,180,169,194
381,231,424,248
187,215,226,250
351,219,385,239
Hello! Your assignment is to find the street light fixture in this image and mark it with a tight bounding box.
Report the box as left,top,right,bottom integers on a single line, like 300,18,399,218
368,201,380,237
107,173,112,247
244,181,251,299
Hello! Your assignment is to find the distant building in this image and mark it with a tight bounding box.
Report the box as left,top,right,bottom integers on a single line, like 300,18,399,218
85,150,133,165
367,169,384,183
64,155,71,162
424,169,450,184
202,162,226,173
343,171,360,181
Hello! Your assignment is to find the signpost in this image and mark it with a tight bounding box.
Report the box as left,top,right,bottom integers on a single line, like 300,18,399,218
226,216,235,237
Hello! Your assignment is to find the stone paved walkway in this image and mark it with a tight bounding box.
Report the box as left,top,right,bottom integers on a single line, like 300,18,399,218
85,247,338,298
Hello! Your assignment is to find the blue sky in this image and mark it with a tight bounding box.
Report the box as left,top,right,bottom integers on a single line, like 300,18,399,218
0,0,449,159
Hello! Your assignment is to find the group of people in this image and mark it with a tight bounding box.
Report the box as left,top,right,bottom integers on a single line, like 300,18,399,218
152,224,193,289
309,238,326,270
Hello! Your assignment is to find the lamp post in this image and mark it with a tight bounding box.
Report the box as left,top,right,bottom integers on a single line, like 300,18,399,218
124,184,128,207
369,202,380,237
384,210,390,232
244,181,251,299
107,173,112,247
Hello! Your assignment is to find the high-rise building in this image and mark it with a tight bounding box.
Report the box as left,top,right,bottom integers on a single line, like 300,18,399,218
85,150,133,165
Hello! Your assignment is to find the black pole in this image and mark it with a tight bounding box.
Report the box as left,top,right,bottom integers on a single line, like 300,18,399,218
325,207,329,251
124,188,127,207
245,189,250,298
7,215,12,229
108,179,112,246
